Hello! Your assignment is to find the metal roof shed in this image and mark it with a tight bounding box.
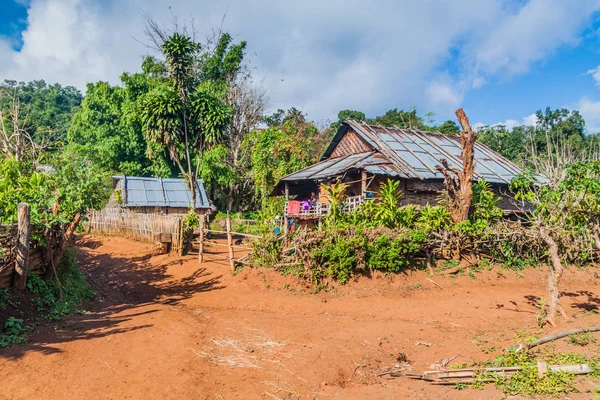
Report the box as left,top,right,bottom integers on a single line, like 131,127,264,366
112,176,211,210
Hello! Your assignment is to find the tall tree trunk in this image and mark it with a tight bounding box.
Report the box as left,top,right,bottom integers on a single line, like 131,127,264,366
435,108,478,224
540,226,568,327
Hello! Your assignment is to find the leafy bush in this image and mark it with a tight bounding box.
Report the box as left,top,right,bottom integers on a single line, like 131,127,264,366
0,317,29,347
27,249,94,321
311,227,366,284
366,230,426,273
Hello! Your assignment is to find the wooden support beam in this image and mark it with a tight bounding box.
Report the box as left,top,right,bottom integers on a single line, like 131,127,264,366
198,216,204,263
283,182,289,237
361,171,367,197
14,203,31,291
226,215,235,271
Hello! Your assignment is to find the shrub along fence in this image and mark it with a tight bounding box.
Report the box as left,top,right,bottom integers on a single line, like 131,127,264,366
0,203,50,289
88,208,183,254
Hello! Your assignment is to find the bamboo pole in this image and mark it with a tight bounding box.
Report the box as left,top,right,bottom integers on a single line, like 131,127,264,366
226,214,234,271
14,203,31,291
178,217,184,256
198,216,204,263
283,182,289,237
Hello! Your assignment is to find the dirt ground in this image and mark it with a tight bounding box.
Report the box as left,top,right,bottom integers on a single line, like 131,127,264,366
1,235,600,399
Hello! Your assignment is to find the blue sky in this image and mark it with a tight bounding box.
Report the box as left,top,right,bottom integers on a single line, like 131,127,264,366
2,0,600,132
0,0,28,50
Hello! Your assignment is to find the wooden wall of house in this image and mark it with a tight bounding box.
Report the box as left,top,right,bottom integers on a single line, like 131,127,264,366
316,171,519,212
330,129,373,158
362,175,519,212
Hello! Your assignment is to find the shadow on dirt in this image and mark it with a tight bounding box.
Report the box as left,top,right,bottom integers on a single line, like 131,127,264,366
0,236,225,359
561,290,600,312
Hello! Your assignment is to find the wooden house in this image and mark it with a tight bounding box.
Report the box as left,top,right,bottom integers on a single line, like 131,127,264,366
272,120,528,225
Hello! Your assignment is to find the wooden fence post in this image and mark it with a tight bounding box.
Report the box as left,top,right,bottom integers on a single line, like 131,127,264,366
198,216,204,263
178,217,184,256
14,203,31,291
226,214,235,271
283,182,289,237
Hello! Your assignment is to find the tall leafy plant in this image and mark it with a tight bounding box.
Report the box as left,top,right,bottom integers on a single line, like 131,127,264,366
141,33,232,206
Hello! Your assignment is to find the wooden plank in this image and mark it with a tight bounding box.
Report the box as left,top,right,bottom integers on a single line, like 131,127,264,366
14,203,31,291
205,229,262,239
226,216,234,271
198,217,204,263
284,183,289,236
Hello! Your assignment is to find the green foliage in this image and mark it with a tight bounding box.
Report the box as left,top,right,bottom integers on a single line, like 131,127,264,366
140,32,237,207
302,225,426,285
435,120,460,135
311,229,366,284
247,114,325,206
567,332,597,346
1,79,82,155
367,107,426,129
365,230,426,273
322,182,346,226
452,348,600,396
0,317,28,347
337,109,365,122
183,210,200,236
416,205,452,231
0,155,110,230
27,249,94,321
68,74,172,177
369,180,413,228
471,180,502,222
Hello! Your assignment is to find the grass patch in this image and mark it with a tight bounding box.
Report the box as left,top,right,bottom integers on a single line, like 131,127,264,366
451,348,600,397
567,332,597,347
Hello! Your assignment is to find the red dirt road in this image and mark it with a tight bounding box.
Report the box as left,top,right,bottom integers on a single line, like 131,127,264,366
1,235,600,399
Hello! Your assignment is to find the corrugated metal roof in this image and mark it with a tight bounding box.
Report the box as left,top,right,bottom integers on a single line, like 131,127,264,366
278,121,528,188
347,121,524,184
280,152,400,182
113,176,211,209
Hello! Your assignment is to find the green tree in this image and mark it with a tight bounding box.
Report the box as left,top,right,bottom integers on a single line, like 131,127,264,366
367,107,426,129
435,120,460,135
337,109,365,122
478,124,532,163
141,33,233,205
0,80,81,163
247,112,325,206
68,77,168,177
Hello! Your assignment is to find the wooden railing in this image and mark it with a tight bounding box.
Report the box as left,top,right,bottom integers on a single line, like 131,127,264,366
284,195,371,217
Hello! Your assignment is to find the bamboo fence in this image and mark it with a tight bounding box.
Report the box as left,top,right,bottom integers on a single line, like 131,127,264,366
88,209,183,253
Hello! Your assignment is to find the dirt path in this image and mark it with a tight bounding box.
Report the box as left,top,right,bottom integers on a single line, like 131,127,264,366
1,235,599,399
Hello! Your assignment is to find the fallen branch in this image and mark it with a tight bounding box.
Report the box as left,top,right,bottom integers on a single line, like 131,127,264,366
514,326,600,352
400,363,591,383
426,278,444,289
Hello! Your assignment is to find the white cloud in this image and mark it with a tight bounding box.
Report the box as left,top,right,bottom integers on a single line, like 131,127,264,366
0,0,598,123
587,65,600,85
522,113,537,126
472,76,485,89
478,113,537,129
472,0,600,77
576,97,600,133
425,80,463,112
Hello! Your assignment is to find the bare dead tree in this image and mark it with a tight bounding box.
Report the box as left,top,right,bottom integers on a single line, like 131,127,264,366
435,108,478,224
0,86,57,164
526,127,600,186
222,76,268,211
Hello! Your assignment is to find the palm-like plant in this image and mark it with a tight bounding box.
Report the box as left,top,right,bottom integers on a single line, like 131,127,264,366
141,33,232,205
